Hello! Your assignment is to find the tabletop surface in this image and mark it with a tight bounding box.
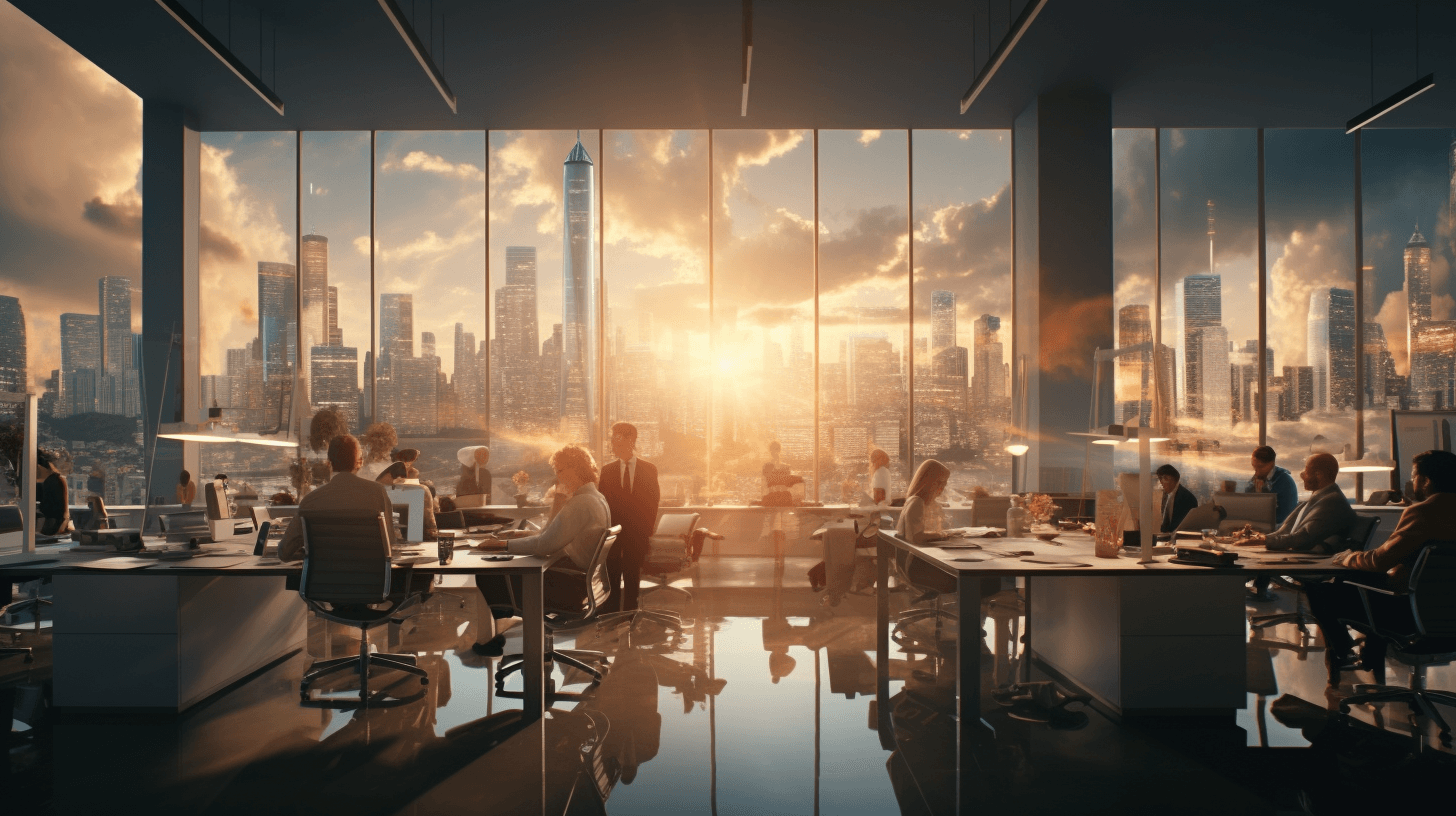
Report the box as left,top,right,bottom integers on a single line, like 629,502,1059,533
880,530,1349,577
0,535,553,577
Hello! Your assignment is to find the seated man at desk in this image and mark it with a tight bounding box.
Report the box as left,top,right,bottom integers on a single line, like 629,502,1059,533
456,445,492,501
278,434,402,562
1308,450,1456,686
1231,452,1355,553
470,444,610,656
1156,464,1199,533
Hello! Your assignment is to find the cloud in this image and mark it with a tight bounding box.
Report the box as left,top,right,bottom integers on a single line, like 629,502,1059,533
1374,287,1409,374
381,150,485,181
1267,221,1351,368
0,3,142,387
858,130,882,146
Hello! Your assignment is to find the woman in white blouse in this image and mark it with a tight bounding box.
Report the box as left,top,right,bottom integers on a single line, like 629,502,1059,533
868,448,891,505
895,459,1001,604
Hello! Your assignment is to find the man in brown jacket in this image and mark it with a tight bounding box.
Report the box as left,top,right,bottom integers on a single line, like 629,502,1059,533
278,434,403,562
1308,449,1456,686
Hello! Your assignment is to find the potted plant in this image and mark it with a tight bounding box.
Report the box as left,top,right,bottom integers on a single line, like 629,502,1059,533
512,470,531,508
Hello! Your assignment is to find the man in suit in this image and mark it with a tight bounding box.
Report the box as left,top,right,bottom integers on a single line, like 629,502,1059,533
1232,452,1355,553
1309,450,1456,686
279,434,403,562
1155,464,1199,533
599,422,660,613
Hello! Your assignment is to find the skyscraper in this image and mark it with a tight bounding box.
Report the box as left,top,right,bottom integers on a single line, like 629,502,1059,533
326,285,341,346
300,234,329,354
420,331,436,359
930,290,956,353
970,313,1005,410
257,262,296,376
1175,274,1222,419
0,295,26,393
378,293,413,376
1363,320,1390,408
59,313,100,416
1308,287,1356,410
310,344,360,431
98,276,132,376
1193,325,1230,428
496,247,541,432
561,135,598,447
1116,304,1152,422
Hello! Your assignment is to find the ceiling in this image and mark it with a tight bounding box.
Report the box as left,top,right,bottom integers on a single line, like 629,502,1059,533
10,0,1456,131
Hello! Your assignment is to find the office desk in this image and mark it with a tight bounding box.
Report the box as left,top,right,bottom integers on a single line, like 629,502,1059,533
0,541,554,720
875,531,1343,814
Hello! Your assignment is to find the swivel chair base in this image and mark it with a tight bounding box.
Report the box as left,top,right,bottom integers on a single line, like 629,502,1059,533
1,645,33,664
598,607,686,634
1341,678,1456,748
495,632,608,702
301,633,427,703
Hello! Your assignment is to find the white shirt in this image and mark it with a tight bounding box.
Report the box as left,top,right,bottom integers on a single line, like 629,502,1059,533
506,482,611,569
619,456,638,493
870,466,890,496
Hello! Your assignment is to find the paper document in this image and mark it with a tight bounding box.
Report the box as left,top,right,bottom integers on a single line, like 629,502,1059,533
74,557,154,570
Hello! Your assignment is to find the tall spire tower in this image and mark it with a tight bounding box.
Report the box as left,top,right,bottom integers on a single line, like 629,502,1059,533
560,132,598,450
1207,199,1216,274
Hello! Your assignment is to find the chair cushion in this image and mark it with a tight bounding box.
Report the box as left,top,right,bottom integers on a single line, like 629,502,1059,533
1391,637,1456,664
653,513,699,537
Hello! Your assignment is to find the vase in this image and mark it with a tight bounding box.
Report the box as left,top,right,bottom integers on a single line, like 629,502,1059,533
514,493,527,508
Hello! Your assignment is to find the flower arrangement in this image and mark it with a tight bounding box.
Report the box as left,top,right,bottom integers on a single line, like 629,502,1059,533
1025,493,1060,525
512,470,531,494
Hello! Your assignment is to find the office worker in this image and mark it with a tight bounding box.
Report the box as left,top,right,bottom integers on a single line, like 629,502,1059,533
599,422,660,613
1246,445,1298,523
1308,450,1456,686
1156,464,1199,533
278,434,403,562
176,470,196,507
868,448,891,504
1231,453,1355,553
897,459,1000,601
377,462,437,541
472,445,610,656
456,445,492,500
35,451,70,536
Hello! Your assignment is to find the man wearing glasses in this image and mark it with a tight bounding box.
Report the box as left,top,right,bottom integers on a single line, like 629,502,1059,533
599,423,661,613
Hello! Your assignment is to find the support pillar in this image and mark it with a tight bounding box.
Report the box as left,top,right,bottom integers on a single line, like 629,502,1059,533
1013,88,1115,493
141,104,200,511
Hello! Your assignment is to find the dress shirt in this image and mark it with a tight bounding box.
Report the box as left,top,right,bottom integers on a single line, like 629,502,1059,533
620,456,637,493
1245,464,1298,523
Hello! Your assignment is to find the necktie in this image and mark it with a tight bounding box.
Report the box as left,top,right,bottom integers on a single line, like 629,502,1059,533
622,462,631,493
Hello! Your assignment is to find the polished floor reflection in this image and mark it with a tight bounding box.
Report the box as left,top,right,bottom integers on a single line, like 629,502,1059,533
4,558,1454,814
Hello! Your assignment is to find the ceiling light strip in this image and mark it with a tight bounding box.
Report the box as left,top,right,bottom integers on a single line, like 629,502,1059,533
1344,73,1435,133
153,0,284,115
959,0,1049,114
376,0,459,114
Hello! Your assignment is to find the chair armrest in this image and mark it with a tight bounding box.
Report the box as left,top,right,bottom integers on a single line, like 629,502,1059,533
1340,575,1402,595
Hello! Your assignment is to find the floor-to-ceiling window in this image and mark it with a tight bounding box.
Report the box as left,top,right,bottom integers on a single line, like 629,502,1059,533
198,131,297,501
0,5,146,515
911,130,1013,496
603,130,709,503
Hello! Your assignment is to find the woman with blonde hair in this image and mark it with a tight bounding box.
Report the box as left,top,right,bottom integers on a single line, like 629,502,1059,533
894,459,1001,607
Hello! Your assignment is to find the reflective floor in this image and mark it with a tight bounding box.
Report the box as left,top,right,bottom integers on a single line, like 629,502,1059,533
4,558,1454,815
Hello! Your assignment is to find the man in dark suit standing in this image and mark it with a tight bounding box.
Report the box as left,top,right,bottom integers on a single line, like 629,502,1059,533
599,422,660,613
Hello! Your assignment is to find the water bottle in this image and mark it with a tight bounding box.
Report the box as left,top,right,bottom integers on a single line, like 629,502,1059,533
1006,495,1029,538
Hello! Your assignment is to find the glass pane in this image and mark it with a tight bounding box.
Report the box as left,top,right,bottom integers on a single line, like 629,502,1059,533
1158,129,1260,498
374,131,487,489
911,130,1013,498
488,131,602,499
1265,130,1356,497
0,14,146,515
602,130,709,505
711,130,815,506
199,132,297,503
1360,129,1454,492
818,130,909,503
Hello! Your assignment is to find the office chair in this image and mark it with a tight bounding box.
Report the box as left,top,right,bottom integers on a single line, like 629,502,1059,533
496,525,621,703
1,506,48,645
1337,540,1456,749
0,568,35,663
297,509,429,703
1251,515,1381,632
638,512,700,605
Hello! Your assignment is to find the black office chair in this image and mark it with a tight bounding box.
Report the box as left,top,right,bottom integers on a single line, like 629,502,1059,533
597,514,697,635
0,508,35,661
297,509,429,704
1337,540,1456,749
496,524,621,703
1251,514,1381,633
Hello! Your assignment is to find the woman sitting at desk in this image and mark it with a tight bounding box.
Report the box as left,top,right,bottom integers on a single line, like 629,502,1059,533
470,444,610,656
896,459,1002,602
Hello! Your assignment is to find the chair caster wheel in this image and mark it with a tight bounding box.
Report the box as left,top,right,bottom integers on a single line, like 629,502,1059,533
421,678,428,685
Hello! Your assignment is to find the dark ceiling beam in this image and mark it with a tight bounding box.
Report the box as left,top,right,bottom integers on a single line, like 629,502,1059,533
376,0,457,114
960,0,1048,114
741,0,753,117
153,0,284,115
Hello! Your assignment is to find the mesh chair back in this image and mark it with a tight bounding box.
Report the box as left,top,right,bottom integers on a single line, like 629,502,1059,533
546,525,621,623
299,510,393,606
1348,514,1381,551
0,505,22,535
1409,541,1456,637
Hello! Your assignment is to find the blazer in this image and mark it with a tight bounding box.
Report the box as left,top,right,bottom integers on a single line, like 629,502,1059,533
457,465,491,498
1159,484,1199,533
278,471,403,562
1343,492,1456,589
1263,483,1357,553
598,458,661,555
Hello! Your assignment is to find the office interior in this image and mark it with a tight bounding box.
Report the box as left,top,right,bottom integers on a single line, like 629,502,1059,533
3,1,1456,813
